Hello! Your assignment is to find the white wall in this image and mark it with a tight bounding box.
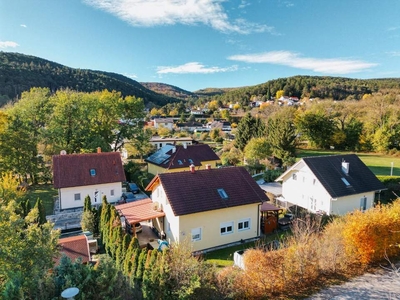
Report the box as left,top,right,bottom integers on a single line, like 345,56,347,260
281,166,332,214
60,182,122,210
331,192,375,215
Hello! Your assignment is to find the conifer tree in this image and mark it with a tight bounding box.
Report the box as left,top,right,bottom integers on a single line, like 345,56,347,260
83,195,91,212
34,198,46,225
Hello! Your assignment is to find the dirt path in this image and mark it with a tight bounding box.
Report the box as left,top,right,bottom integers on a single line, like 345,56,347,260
308,264,400,299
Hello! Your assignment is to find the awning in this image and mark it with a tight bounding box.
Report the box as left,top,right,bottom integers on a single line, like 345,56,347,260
116,198,165,224
260,202,282,212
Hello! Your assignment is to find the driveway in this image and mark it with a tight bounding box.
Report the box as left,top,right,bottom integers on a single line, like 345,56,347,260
308,264,400,299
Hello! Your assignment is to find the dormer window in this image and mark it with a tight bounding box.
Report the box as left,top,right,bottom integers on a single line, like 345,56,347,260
341,177,350,186
90,169,96,176
217,188,228,199
188,158,194,164
178,160,183,165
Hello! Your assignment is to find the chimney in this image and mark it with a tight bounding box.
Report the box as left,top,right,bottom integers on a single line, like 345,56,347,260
190,164,195,173
172,147,176,153
183,143,187,149
206,164,211,170
97,147,101,153
342,160,349,174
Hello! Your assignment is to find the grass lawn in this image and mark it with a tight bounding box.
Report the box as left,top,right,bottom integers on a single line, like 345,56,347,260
204,231,288,268
297,149,400,176
25,184,58,215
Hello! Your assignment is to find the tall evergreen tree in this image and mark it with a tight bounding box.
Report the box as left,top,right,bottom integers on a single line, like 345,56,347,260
83,195,91,212
34,198,46,225
235,113,266,151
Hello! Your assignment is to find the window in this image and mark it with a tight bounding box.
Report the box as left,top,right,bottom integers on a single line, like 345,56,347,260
191,227,202,241
220,221,234,235
110,189,114,196
178,160,183,165
188,158,194,164
341,177,350,186
90,168,96,176
310,197,316,211
360,196,367,211
159,143,162,148
313,179,316,185
238,218,250,231
292,173,297,180
74,193,81,201
217,188,228,199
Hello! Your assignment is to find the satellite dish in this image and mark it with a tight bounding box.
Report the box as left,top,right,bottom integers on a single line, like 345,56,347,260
61,287,79,299
60,150,67,155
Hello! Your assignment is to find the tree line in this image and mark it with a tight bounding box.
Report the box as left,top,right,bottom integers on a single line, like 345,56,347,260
0,87,146,184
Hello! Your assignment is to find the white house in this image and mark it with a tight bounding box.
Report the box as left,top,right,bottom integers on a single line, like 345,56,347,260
149,136,194,150
145,166,269,252
53,150,126,210
275,154,386,216
153,118,174,130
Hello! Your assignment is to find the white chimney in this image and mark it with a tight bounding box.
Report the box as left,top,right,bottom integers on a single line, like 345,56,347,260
190,164,195,173
183,143,187,149
342,161,349,174
172,147,176,153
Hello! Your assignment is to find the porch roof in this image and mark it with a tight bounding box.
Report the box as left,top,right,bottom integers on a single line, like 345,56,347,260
115,198,165,224
260,201,282,212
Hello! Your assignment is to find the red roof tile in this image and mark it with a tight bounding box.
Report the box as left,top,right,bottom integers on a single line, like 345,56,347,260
57,235,90,264
150,166,269,216
116,198,165,224
53,152,126,188
146,144,220,170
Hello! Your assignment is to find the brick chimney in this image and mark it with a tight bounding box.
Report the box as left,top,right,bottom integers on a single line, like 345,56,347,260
205,164,211,170
190,164,195,173
97,147,101,153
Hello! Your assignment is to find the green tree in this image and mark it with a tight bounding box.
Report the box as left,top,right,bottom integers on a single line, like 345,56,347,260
295,111,336,149
34,198,47,225
235,113,266,151
266,107,297,164
83,195,92,212
243,137,270,164
0,201,59,299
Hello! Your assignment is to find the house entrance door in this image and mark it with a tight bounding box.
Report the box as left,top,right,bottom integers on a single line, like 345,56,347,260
94,190,100,203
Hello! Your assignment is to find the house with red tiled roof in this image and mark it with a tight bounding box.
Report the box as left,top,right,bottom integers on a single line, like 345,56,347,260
145,144,220,176
145,166,269,252
56,235,90,264
53,150,126,210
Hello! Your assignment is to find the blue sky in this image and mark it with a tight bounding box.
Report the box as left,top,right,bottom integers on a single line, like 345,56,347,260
1,0,400,92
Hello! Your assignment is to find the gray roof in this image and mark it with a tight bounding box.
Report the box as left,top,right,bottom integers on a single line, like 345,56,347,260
301,154,386,198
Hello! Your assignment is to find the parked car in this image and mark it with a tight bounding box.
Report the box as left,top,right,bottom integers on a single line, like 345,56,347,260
120,192,135,203
127,182,140,194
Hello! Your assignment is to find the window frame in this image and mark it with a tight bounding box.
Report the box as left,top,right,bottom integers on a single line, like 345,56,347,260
220,221,234,235
191,227,202,242
360,196,367,211
238,218,251,231
74,193,81,201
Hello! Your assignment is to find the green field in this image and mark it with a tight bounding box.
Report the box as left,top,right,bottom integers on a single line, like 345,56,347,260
297,149,400,176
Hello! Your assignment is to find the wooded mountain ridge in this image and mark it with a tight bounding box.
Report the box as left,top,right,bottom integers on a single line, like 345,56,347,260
0,52,180,107
2,52,400,108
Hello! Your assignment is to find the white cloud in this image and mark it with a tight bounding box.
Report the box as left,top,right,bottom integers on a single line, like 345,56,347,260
83,0,271,34
386,51,400,57
238,0,250,9
20,24,27,28
0,41,19,49
228,51,377,74
387,26,400,31
157,62,238,74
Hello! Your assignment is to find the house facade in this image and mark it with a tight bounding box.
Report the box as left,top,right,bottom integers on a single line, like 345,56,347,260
145,144,220,175
149,136,194,150
276,154,386,215
146,166,269,252
153,118,174,130
53,150,126,210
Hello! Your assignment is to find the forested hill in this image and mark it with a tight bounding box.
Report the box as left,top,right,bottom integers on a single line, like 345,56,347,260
0,52,180,107
211,75,400,107
140,82,195,101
